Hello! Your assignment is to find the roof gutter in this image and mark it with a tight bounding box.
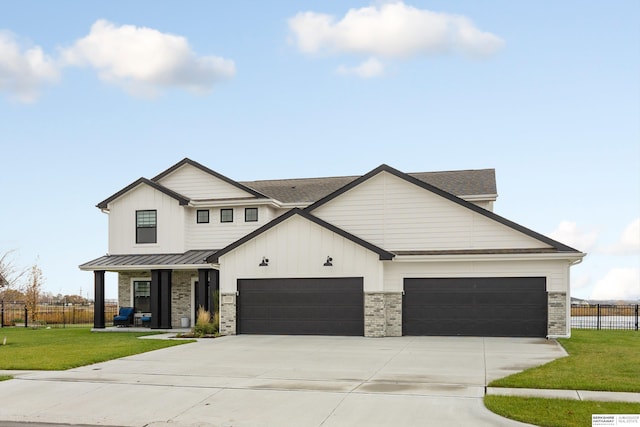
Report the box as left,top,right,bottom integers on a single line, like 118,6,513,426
393,252,586,263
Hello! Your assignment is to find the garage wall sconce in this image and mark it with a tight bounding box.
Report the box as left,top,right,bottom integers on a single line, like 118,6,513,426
323,256,333,267
259,257,269,267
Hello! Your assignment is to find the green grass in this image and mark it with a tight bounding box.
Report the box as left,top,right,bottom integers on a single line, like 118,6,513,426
0,375,11,381
0,328,193,370
486,330,640,427
485,396,640,427
490,330,640,392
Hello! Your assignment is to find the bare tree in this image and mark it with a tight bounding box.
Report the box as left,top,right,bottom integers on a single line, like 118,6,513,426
23,260,44,323
0,250,26,292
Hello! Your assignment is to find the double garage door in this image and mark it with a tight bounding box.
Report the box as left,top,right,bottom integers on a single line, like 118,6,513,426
237,276,547,337
403,277,548,337
237,278,364,336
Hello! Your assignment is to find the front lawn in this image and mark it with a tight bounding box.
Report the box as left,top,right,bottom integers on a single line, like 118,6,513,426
485,396,640,427
0,327,193,371
490,330,640,392
486,330,640,427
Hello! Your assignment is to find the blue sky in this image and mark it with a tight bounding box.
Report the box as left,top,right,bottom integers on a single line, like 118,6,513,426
1,1,638,301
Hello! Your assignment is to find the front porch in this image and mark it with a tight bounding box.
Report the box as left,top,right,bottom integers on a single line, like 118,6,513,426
80,250,219,330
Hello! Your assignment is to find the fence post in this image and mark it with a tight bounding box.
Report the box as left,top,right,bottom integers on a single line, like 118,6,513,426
596,304,600,330
635,304,638,332
24,306,28,328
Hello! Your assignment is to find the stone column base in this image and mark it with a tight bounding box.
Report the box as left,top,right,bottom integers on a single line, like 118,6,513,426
365,292,403,337
548,292,567,336
219,293,237,336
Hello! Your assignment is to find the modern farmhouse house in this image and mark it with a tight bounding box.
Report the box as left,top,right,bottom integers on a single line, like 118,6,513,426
80,158,584,338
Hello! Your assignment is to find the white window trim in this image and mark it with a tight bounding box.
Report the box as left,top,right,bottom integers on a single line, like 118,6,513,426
130,277,151,314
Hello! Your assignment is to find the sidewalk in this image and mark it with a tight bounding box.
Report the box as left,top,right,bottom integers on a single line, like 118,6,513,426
2,371,639,404
487,387,640,403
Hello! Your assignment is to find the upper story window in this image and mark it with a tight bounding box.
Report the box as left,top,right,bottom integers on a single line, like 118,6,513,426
220,208,233,223
245,208,258,222
197,209,210,223
136,210,157,244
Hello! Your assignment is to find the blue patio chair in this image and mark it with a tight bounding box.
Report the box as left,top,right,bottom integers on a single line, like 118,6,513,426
140,315,151,327
113,307,134,327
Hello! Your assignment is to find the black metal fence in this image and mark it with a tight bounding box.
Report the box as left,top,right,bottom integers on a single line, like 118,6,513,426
0,301,119,328
571,304,639,331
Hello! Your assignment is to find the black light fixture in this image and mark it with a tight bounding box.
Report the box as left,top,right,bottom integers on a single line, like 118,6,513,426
323,256,333,266
259,256,269,267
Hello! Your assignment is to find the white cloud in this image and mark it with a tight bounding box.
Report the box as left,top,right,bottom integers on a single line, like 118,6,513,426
601,218,640,255
0,31,59,103
336,57,385,78
288,2,504,59
548,221,599,253
590,268,640,301
60,20,235,97
571,274,591,291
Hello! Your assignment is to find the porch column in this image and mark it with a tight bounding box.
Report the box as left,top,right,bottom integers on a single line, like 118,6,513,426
150,269,172,329
93,270,105,329
196,269,210,313
159,270,172,329
150,270,160,329
210,269,219,315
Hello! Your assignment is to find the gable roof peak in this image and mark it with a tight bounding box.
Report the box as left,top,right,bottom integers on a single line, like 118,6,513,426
152,158,268,199
96,177,190,209
207,207,395,263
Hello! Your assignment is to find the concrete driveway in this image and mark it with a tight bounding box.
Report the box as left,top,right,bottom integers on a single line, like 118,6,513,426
0,335,566,427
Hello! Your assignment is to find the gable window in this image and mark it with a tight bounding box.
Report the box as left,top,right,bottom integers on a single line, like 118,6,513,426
245,207,258,222
197,209,210,224
136,210,157,244
220,208,233,223
133,280,150,313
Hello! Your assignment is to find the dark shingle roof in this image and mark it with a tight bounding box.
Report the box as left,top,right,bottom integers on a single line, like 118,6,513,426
240,169,496,204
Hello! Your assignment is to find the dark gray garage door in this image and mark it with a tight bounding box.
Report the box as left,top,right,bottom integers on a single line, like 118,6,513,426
403,277,547,337
237,278,364,336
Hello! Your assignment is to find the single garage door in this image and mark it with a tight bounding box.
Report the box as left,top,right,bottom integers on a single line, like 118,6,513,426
403,277,547,337
237,278,364,336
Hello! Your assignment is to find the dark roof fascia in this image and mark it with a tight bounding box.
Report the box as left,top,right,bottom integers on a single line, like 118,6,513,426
207,208,394,263
393,248,561,256
96,178,190,209
152,158,268,199
305,164,580,253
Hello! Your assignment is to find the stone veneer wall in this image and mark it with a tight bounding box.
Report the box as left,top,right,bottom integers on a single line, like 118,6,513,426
364,292,403,337
171,270,196,329
384,293,402,337
219,293,237,335
548,292,567,336
364,293,386,337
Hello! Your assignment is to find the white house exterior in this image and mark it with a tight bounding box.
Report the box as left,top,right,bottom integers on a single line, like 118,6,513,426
80,158,584,338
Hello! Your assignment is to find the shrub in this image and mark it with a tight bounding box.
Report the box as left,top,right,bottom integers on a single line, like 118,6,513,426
192,306,217,337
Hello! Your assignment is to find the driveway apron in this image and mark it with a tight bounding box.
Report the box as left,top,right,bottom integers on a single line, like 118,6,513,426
0,335,566,427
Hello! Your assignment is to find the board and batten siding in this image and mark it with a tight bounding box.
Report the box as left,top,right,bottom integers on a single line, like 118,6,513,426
312,171,551,251
156,164,254,200
185,205,285,250
108,184,185,254
383,259,570,293
218,214,383,294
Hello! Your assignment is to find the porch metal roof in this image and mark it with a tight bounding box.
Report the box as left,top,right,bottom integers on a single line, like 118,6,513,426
79,249,218,271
